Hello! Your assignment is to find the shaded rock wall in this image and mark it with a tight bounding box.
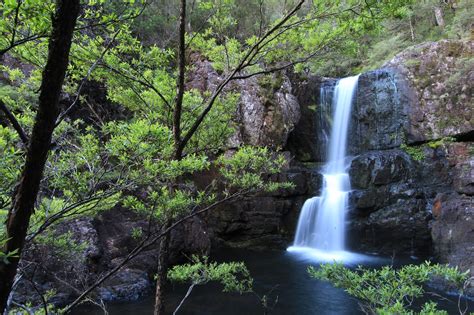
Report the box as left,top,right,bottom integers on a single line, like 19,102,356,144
204,168,321,249
15,207,210,306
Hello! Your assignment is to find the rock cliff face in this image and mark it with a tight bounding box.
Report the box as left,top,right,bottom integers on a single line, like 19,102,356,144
187,54,301,149
345,41,473,265
204,168,320,249
384,40,473,142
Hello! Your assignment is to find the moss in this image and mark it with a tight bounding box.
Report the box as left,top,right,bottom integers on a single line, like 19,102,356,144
400,143,425,161
446,57,474,89
257,73,284,92
427,136,456,149
307,104,318,112
404,58,421,69
468,145,474,156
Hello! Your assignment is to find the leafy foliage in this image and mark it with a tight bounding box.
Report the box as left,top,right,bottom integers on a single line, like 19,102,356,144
218,146,294,192
400,143,425,161
309,261,469,314
168,255,253,294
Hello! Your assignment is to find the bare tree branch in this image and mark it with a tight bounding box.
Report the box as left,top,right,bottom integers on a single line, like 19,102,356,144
0,99,28,145
55,29,121,127
173,283,196,315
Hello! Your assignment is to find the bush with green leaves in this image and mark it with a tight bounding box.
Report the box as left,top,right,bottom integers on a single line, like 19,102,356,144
168,255,253,314
309,261,470,315
168,255,253,293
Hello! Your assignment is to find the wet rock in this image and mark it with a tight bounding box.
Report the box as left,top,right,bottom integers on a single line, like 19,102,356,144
431,193,474,295
98,269,152,302
349,149,413,189
348,199,432,256
285,75,336,162
349,69,412,154
204,168,315,250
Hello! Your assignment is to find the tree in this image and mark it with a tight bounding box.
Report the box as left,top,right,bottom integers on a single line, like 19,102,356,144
0,0,80,311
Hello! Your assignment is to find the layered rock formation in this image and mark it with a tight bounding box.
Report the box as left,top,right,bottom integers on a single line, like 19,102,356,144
211,40,473,269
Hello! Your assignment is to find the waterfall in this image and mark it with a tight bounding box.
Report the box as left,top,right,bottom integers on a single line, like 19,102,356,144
288,75,360,259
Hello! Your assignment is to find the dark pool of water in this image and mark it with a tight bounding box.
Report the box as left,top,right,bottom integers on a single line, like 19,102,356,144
73,248,472,315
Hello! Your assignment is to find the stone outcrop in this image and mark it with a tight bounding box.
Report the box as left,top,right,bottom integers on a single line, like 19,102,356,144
187,54,301,150
344,41,473,264
348,149,433,255
384,40,473,142
204,168,320,249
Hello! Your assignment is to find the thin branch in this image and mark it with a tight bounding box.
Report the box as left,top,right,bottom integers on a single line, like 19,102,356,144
19,266,49,315
173,283,196,315
0,0,148,57
231,40,329,80
98,63,172,110
10,0,23,49
10,302,33,315
0,34,49,57
26,189,122,242
0,99,28,145
55,29,121,127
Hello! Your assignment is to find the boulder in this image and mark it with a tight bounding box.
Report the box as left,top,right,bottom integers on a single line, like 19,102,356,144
229,72,300,149
14,207,211,307
348,198,432,256
349,149,414,189
186,54,301,149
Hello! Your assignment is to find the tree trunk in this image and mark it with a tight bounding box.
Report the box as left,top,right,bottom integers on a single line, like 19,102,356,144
173,0,187,160
0,0,80,311
409,16,415,42
433,5,445,27
154,224,171,315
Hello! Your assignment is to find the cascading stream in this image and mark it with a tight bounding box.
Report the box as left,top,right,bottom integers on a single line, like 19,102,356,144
288,75,360,260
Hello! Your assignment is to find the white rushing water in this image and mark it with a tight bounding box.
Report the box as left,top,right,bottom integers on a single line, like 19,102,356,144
288,75,363,262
